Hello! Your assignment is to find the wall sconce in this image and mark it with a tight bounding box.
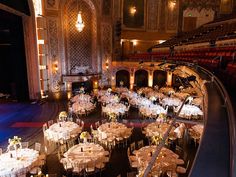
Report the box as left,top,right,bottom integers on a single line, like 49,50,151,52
133,40,137,46
112,76,115,80
53,61,58,73
105,59,109,70
169,0,176,11
130,6,137,16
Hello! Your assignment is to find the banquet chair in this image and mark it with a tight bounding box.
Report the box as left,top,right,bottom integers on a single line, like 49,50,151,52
81,121,85,130
21,141,29,149
35,142,41,152
101,119,107,124
48,120,54,127
95,121,100,128
130,142,135,152
95,160,106,177
42,123,48,132
60,158,73,175
72,162,84,177
176,166,187,174
85,161,96,176
127,171,137,177
137,140,144,149
76,118,81,125
0,148,2,155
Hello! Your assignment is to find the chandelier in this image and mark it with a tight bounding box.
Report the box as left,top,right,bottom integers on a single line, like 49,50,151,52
75,11,84,32
75,0,84,32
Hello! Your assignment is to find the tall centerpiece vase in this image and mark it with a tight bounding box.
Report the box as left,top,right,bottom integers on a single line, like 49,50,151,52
83,138,87,143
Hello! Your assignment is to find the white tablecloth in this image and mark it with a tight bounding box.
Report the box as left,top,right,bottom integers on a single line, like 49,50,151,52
0,148,39,177
132,146,182,177
98,122,132,142
175,104,203,118
161,97,182,107
140,104,167,118
102,103,128,116
44,121,82,142
64,143,108,168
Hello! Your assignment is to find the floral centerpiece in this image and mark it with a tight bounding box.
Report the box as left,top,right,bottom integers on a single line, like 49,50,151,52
79,87,85,94
80,131,91,143
151,134,163,145
7,136,22,158
114,95,119,102
107,88,112,94
186,96,193,104
149,96,156,102
59,111,68,121
179,86,184,90
108,112,117,122
157,113,167,123
119,80,124,87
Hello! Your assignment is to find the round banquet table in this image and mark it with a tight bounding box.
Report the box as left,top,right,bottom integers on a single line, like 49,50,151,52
175,104,203,119
139,105,166,118
97,122,132,142
44,121,82,142
144,122,175,138
161,97,182,107
0,148,39,177
102,103,128,116
132,146,183,177
71,94,91,103
72,102,95,113
63,143,109,170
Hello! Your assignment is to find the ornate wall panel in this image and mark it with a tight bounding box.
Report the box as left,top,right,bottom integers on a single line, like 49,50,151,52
100,23,112,86
183,8,215,28
122,0,145,29
159,0,166,32
64,0,97,73
102,0,111,16
147,0,159,31
220,0,233,14
47,17,61,91
183,0,220,11
45,0,60,10
165,0,179,32
113,0,121,19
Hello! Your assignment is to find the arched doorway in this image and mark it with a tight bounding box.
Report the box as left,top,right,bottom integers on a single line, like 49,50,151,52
153,70,167,87
135,69,148,88
116,70,130,88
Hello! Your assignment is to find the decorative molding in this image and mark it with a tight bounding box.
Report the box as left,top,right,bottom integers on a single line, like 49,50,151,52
147,0,159,31
113,0,121,20
47,17,61,92
101,23,112,86
165,0,179,32
46,0,60,10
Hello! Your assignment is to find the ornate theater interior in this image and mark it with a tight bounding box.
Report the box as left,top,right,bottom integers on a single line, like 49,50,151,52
0,0,236,177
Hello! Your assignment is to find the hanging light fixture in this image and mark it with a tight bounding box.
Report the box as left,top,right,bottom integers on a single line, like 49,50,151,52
75,0,84,32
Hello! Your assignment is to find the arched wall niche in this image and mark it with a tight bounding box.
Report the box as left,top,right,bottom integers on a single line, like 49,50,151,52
62,0,100,74
116,70,130,88
153,70,166,87
135,69,148,88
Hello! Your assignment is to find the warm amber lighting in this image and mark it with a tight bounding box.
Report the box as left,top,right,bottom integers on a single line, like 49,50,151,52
169,0,176,10
133,40,138,46
166,71,173,86
130,6,137,15
53,61,58,73
75,11,85,32
67,92,72,99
